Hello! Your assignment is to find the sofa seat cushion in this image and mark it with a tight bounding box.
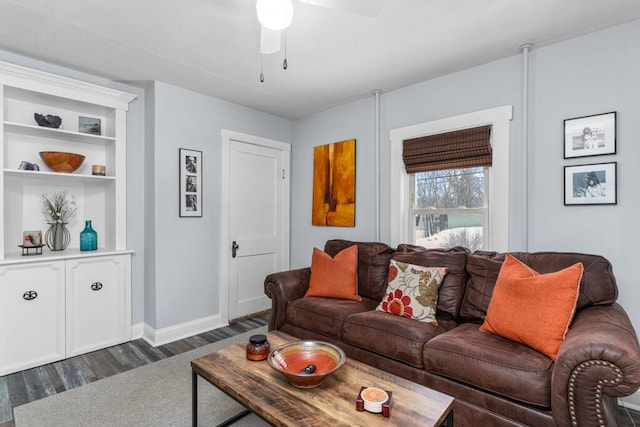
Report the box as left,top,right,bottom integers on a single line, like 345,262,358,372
424,323,553,407
342,311,458,369
286,296,379,340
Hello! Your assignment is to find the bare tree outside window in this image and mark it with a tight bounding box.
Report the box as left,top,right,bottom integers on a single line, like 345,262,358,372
412,167,486,252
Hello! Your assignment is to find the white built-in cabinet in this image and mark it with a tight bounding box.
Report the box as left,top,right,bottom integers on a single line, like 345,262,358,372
0,260,65,375
0,61,135,376
0,254,131,375
66,255,131,357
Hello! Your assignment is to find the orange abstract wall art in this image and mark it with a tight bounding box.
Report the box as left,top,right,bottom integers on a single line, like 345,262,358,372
312,139,356,227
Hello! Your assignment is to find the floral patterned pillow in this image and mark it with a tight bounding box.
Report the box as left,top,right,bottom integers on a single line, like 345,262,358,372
376,260,449,325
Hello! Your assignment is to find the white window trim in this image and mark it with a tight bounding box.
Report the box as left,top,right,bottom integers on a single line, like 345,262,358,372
390,106,513,251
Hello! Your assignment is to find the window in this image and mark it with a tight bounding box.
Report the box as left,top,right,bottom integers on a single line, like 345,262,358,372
404,124,491,251
389,106,512,251
411,167,488,251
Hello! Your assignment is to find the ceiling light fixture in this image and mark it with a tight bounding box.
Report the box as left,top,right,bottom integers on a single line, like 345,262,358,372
256,0,294,82
255,0,381,82
256,0,294,31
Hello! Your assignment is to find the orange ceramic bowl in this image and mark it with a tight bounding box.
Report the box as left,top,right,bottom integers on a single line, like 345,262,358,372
268,341,346,388
39,151,85,173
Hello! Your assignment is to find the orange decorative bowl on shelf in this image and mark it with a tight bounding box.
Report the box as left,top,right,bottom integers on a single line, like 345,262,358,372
39,151,85,173
267,340,346,388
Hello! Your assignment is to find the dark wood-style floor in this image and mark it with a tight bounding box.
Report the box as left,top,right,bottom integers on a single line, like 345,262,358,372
0,313,269,427
0,311,638,427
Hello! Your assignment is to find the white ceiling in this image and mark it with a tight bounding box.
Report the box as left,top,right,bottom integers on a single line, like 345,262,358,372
1,0,640,119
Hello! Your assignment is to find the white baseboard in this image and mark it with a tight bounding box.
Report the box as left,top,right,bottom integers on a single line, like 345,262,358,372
620,391,640,411
131,322,144,340
141,314,227,347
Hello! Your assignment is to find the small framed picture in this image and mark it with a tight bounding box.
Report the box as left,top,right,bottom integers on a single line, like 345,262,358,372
179,148,202,217
23,230,42,247
79,116,102,135
564,162,617,205
564,112,616,158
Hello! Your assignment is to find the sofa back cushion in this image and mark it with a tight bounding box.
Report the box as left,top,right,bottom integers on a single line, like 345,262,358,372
324,240,394,301
305,246,361,301
375,260,448,324
460,251,618,322
479,254,583,360
392,244,469,320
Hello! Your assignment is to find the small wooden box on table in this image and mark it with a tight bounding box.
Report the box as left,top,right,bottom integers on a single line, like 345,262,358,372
191,330,453,426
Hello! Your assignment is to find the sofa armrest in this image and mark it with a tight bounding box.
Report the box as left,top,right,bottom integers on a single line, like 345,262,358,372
552,303,640,427
264,268,311,331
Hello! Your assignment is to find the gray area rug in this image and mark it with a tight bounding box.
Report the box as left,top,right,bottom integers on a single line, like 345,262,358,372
14,327,270,427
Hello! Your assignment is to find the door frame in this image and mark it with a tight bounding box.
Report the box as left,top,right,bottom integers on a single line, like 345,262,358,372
219,129,290,325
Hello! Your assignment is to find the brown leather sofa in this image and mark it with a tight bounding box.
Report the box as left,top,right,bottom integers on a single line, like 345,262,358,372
264,239,640,427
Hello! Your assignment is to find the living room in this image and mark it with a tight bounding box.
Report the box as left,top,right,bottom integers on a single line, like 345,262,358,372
1,1,640,425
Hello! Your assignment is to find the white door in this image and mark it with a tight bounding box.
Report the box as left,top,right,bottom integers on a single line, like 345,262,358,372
221,130,290,322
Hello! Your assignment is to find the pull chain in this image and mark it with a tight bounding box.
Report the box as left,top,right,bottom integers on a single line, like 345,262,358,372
282,2,288,70
260,53,265,82
283,29,288,70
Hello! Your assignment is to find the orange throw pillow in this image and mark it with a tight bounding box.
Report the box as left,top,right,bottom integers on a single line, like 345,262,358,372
479,254,583,360
305,245,361,301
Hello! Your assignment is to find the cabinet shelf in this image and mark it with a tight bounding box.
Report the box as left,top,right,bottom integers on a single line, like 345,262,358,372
0,248,134,265
4,169,116,182
3,121,116,144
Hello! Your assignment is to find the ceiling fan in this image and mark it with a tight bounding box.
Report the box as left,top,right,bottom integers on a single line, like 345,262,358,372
256,0,383,79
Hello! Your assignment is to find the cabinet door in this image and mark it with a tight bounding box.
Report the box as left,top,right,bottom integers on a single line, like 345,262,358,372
66,255,131,357
0,261,65,376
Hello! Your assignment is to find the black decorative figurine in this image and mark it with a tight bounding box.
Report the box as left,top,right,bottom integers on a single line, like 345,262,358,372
34,113,62,128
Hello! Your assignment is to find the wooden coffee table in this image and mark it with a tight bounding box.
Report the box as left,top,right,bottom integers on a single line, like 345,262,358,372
191,331,453,426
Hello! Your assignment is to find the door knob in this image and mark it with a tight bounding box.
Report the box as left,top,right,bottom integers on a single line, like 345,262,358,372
232,241,240,258
23,290,38,301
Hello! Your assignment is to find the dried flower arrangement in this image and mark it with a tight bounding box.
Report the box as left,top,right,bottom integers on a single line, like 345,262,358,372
40,190,77,223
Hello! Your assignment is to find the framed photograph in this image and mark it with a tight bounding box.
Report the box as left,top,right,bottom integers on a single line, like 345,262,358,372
179,148,202,217
79,116,102,135
564,112,616,158
564,162,616,205
22,230,42,247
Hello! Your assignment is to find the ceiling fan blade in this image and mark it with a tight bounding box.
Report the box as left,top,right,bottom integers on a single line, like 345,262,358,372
260,26,282,54
298,0,383,17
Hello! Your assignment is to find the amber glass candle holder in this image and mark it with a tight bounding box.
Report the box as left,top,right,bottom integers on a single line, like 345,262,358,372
246,334,270,361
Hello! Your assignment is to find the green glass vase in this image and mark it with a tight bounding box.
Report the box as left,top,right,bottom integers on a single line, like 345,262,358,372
80,220,98,251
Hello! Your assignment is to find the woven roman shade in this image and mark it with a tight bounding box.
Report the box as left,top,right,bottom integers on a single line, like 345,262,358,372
402,125,492,173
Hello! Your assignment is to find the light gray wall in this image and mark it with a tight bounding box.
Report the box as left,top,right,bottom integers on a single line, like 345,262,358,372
291,52,524,268
149,81,291,329
291,97,377,262
527,20,640,331
0,50,147,326
381,56,525,249
290,20,640,336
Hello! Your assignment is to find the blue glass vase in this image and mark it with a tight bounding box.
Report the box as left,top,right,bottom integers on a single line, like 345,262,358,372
80,220,98,251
